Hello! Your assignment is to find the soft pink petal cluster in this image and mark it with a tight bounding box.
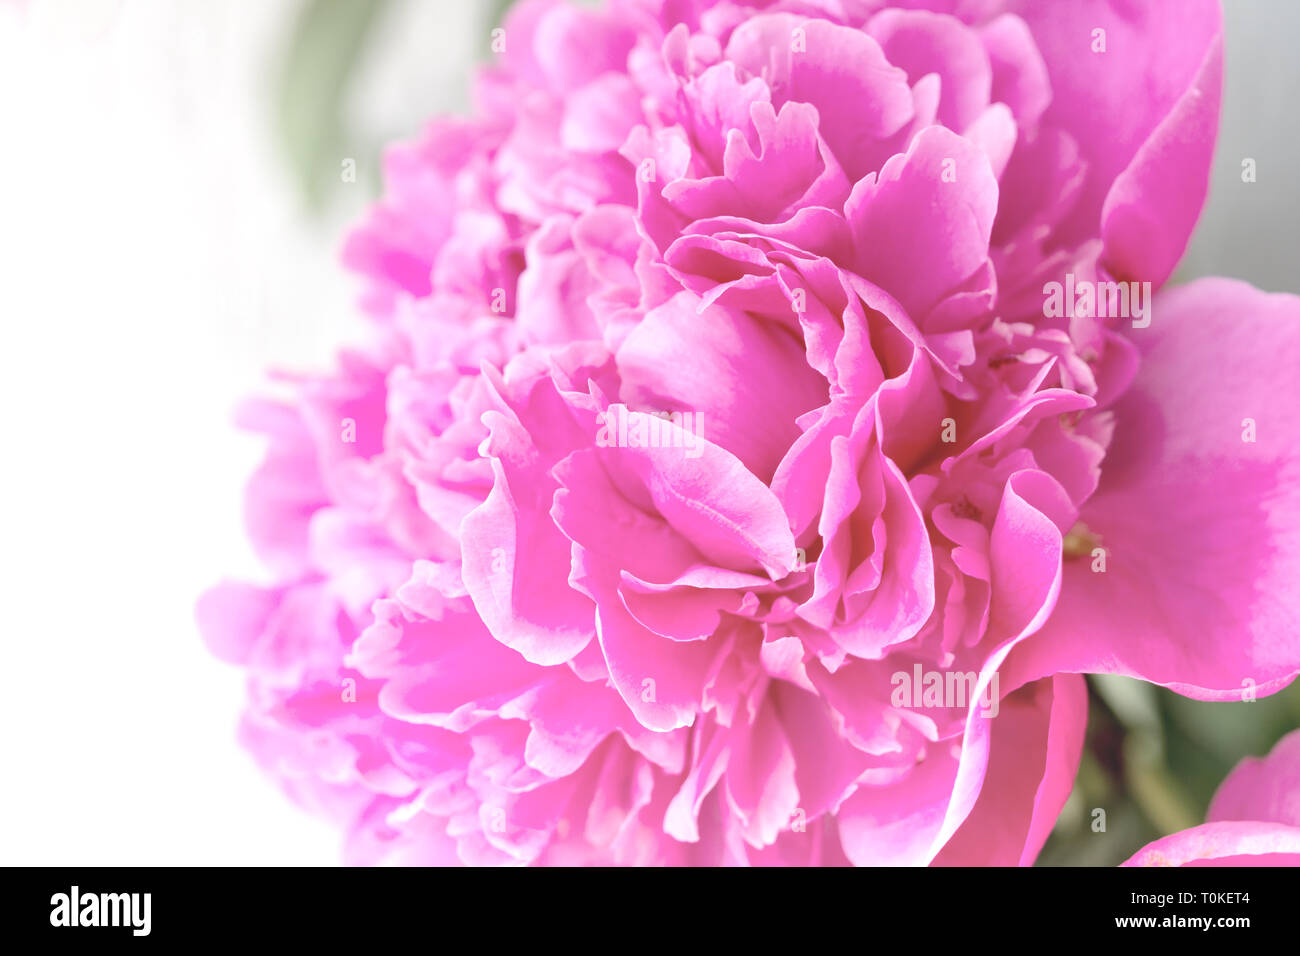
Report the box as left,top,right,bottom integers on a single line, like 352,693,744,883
200,0,1300,865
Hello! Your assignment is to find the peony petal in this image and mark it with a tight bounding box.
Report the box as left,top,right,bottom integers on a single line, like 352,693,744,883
725,15,916,181
1003,0,1222,280
933,674,1087,866
1207,729,1300,829
847,125,998,324
1004,280,1300,700
1122,821,1300,867
616,290,827,481
461,410,596,667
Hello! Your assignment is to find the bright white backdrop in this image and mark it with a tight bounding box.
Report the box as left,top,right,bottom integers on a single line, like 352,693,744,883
0,0,1296,866
0,0,482,866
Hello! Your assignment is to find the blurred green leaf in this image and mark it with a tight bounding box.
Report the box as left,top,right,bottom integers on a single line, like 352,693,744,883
1043,678,1300,864
276,0,391,209
1089,676,1198,834
1160,679,1300,814
1090,674,1161,738
1038,803,1149,867
487,0,514,28
1164,683,1300,763
479,0,515,58
1125,732,1200,835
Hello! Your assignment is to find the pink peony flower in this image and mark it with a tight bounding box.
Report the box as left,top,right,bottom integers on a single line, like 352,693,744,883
1124,730,1300,867
199,0,1300,865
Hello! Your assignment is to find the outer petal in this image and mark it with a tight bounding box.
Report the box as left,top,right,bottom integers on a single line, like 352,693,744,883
933,674,1087,866
1100,37,1221,285
1122,821,1300,867
1207,729,1300,828
1005,280,1300,700
836,746,961,866
1004,0,1223,283
196,580,282,667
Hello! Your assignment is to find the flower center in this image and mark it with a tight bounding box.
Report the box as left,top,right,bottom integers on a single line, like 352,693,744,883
1062,522,1101,559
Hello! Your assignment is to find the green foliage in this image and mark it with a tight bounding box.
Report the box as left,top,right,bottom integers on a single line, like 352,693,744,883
1039,676,1300,865
275,0,392,210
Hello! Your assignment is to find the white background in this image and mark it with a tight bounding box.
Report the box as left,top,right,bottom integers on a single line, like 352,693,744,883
0,0,1296,866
